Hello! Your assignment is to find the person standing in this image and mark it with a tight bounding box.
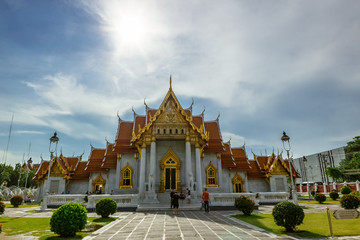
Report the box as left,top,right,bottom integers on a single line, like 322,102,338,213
186,188,191,204
173,191,180,215
202,188,210,213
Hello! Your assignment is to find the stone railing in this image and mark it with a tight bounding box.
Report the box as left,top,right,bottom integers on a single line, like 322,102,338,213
257,192,289,204
86,194,138,209
46,194,86,206
210,193,257,206
44,194,138,209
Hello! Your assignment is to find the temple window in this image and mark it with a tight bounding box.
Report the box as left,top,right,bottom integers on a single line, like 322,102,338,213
157,129,160,134
163,129,166,134
169,129,172,134
181,129,184,134
175,129,178,134
232,173,244,193
120,163,133,189
205,163,218,187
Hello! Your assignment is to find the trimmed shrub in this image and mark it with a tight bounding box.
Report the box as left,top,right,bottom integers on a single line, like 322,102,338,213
0,201,5,215
340,193,360,209
95,198,117,218
50,202,87,237
234,195,255,216
272,202,304,232
10,195,23,207
340,185,352,195
314,193,326,204
329,189,339,200
310,189,316,197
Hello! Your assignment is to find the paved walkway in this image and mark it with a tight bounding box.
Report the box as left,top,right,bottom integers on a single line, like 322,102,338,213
83,211,293,240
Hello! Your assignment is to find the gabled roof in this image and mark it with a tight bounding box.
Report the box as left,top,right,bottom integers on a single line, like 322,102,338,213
33,154,88,181
221,142,236,168
84,148,107,173
101,142,117,169
232,147,251,171
204,121,224,153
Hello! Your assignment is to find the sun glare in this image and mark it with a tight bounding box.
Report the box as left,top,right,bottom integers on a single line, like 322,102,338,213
108,12,150,52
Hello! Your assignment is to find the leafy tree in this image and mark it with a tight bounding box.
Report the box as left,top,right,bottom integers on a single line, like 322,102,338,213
327,136,360,182
326,167,343,182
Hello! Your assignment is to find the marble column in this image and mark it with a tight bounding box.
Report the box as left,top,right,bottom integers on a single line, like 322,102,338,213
245,174,249,192
149,137,156,192
88,177,93,193
356,180,359,192
299,183,303,193
185,136,192,190
195,145,202,194
115,154,121,190
138,143,147,194
217,153,223,189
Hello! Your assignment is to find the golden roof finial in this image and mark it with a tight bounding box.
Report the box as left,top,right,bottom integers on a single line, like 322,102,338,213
169,75,172,90
216,112,221,122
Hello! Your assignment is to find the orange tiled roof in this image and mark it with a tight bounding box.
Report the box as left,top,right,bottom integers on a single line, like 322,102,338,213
221,143,236,168
101,143,117,169
247,160,266,178
204,121,224,153
71,162,89,180
85,148,107,173
133,116,146,135
232,148,251,171
192,116,203,129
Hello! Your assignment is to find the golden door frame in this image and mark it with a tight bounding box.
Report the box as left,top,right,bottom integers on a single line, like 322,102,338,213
159,148,182,193
92,174,106,193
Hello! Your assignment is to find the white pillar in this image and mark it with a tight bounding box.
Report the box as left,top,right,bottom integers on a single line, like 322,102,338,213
195,146,202,194
149,138,156,192
245,174,249,193
315,183,318,192
138,143,147,194
115,154,121,189
217,153,223,189
356,180,360,192
324,182,327,194
185,138,192,190
299,183,303,193
333,182,336,191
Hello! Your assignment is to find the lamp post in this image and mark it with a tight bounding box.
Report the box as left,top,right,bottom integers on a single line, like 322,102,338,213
281,131,298,204
302,156,311,199
46,132,59,195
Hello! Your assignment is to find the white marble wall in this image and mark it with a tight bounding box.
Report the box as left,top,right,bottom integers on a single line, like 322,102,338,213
67,180,88,194
248,179,270,192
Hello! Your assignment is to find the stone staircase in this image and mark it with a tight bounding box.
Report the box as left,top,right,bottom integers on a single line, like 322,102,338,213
137,192,202,212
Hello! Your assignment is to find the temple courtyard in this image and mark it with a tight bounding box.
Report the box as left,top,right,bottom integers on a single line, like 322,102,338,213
1,203,359,239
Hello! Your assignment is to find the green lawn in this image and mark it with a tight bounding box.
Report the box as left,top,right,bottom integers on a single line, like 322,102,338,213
0,217,116,239
298,200,340,205
5,203,40,208
234,213,360,238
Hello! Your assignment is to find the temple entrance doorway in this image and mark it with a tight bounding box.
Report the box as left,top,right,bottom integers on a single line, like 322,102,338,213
165,167,176,190
160,148,181,192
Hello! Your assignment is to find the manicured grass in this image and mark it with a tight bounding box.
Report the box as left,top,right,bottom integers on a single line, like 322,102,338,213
5,203,40,208
0,217,116,239
298,200,340,205
234,213,360,238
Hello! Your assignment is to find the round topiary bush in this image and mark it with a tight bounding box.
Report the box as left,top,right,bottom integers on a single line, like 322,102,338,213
329,189,339,200
340,193,360,209
234,195,255,216
272,202,304,232
10,195,23,207
340,185,352,195
314,193,326,204
0,201,5,215
50,202,87,237
95,198,117,218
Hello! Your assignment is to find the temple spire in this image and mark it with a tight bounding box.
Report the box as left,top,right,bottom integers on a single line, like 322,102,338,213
169,75,172,90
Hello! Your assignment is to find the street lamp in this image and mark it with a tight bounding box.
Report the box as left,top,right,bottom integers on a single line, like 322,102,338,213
302,156,311,199
46,132,59,194
281,131,298,204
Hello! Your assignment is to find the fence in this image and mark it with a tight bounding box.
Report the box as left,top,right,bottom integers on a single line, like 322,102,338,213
296,181,360,193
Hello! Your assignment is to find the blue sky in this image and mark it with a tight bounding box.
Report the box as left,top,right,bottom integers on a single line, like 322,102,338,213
1,0,359,166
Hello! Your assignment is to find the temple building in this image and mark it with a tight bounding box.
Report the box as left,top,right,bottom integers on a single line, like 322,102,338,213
34,81,299,202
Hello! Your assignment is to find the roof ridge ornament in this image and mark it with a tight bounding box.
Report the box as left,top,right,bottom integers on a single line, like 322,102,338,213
201,105,206,116
169,75,172,90
144,98,149,110
216,112,220,122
